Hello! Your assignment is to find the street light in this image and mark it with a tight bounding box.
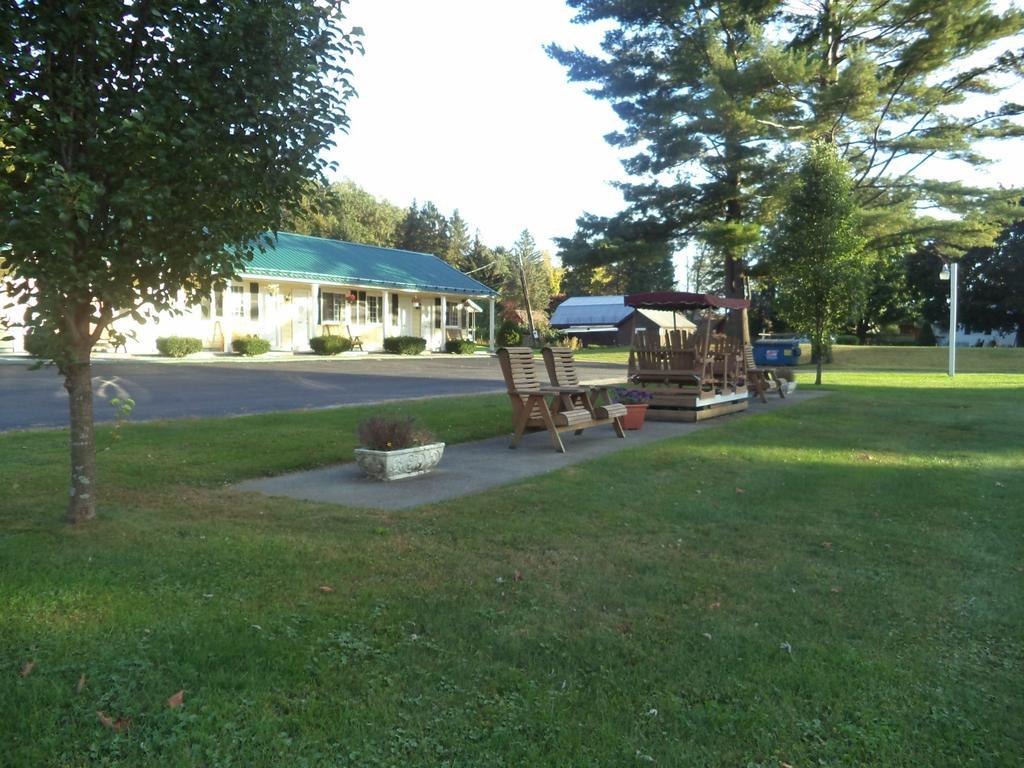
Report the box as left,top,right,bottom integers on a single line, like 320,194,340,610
939,259,958,378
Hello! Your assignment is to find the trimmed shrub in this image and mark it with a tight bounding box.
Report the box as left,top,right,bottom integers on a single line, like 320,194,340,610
156,336,203,358
834,334,859,345
917,322,937,346
383,335,427,355
231,335,271,356
309,335,354,355
497,320,523,347
445,339,476,354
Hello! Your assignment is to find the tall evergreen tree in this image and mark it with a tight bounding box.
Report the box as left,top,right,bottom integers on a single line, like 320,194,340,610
399,200,450,257
557,228,676,295
502,230,553,337
463,232,506,292
550,0,1024,300
446,209,472,269
549,1,798,299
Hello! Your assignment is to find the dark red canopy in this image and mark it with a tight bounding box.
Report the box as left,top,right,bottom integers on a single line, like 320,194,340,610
625,291,750,311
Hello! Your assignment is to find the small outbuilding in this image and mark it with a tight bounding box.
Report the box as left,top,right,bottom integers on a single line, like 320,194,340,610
549,295,695,347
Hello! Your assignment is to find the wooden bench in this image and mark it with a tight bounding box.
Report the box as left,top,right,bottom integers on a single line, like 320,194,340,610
498,347,624,452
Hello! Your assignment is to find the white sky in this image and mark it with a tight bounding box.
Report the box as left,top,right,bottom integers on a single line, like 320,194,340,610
327,0,626,255
327,0,1024,283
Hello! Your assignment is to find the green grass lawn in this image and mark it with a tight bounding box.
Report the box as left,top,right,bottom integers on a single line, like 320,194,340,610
2,373,1023,766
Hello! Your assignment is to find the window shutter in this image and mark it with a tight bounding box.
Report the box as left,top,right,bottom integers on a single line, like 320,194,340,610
250,283,259,321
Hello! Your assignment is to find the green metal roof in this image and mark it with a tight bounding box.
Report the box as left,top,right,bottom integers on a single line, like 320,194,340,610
240,232,498,297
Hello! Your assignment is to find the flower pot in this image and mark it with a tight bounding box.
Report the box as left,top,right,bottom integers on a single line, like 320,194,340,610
621,403,649,430
353,442,445,481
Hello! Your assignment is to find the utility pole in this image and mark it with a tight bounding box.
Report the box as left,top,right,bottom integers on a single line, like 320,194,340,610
516,248,537,346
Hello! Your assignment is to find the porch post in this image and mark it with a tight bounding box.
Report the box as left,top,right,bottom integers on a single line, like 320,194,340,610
488,298,496,352
440,296,447,350
311,283,321,343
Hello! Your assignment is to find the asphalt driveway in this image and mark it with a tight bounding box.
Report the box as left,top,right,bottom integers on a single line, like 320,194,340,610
0,354,628,432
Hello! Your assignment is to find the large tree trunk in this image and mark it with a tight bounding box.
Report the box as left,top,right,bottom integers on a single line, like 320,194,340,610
64,346,97,523
723,177,747,339
1017,320,1024,348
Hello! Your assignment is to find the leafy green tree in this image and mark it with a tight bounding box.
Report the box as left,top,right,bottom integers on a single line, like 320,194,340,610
850,247,917,342
400,200,450,257
960,220,1024,346
284,180,405,247
0,1,360,523
764,143,867,385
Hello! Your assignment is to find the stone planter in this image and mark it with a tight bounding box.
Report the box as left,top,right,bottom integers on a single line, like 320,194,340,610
354,442,445,481
621,403,649,430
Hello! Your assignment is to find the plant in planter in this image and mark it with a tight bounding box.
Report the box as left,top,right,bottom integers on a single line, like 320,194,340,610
613,386,654,430
354,416,445,481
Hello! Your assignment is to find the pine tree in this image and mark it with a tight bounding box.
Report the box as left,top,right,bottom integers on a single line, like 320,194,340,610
399,200,451,257
556,226,676,295
550,0,1024,301
463,232,506,292
446,209,472,270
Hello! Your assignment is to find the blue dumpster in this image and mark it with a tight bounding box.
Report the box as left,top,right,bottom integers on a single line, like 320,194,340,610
753,338,802,366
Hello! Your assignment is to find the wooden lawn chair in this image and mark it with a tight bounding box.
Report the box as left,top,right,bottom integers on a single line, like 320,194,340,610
497,347,618,452
541,347,628,430
345,324,364,351
744,344,785,403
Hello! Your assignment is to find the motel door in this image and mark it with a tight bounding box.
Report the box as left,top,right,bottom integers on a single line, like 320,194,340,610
291,289,311,349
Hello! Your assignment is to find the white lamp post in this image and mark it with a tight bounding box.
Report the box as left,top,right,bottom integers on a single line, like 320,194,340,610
939,260,958,378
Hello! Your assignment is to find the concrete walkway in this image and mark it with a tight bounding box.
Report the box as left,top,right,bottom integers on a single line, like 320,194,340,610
234,389,825,510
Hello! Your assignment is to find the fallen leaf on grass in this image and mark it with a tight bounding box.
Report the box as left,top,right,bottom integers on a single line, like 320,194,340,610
709,601,721,609
97,711,132,732
166,689,184,708
830,586,843,593
19,660,35,678
76,673,86,693
822,541,833,549
735,487,745,494
616,622,632,634
318,585,335,594
513,570,523,582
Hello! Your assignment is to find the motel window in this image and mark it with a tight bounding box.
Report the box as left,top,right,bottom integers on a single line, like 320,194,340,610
352,291,382,324
321,292,345,323
230,284,246,318
367,295,381,323
249,283,259,321
434,297,442,329
446,301,462,327
391,293,399,326
214,286,224,317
